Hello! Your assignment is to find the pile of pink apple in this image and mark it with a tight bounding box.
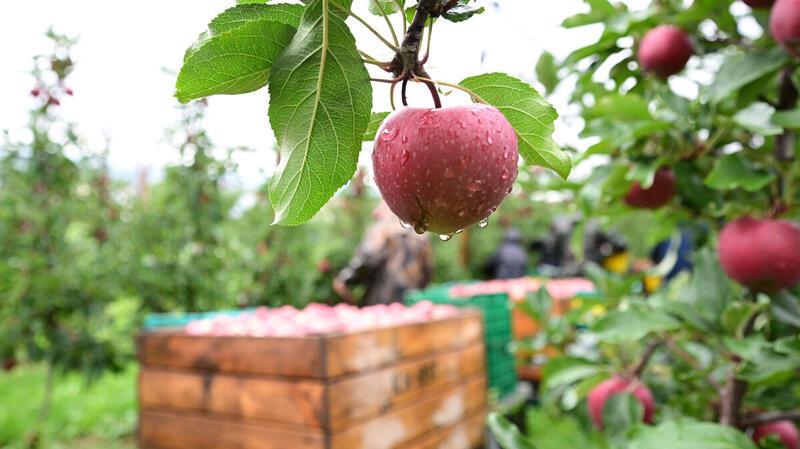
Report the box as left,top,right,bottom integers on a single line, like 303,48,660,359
448,277,595,301
184,301,460,337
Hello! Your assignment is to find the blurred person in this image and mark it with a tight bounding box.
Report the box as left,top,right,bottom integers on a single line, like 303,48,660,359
530,215,580,276
584,221,629,274
484,228,529,279
333,202,434,306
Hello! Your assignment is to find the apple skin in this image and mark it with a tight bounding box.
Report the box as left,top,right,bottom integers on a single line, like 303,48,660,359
637,26,694,77
744,0,775,8
372,105,519,234
771,0,800,57
587,376,655,428
753,420,800,449
624,168,677,209
719,217,800,291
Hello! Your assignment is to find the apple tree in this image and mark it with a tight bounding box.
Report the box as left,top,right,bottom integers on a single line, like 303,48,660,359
0,31,125,446
489,1,800,449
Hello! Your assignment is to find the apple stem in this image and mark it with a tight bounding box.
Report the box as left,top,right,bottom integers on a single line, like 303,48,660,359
383,0,453,109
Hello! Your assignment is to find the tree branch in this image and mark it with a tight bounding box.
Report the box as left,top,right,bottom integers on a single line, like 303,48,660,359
628,340,663,379
741,410,800,427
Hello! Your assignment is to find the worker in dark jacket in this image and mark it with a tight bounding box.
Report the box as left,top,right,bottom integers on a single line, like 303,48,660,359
485,229,529,279
333,202,434,306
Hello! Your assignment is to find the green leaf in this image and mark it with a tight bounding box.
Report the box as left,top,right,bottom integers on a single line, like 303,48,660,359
368,0,401,15
208,4,302,34
562,0,616,28
733,102,782,136
176,4,304,103
363,112,390,141
721,302,764,338
267,0,373,225
772,108,800,128
542,357,609,390
725,336,800,386
237,0,268,4
442,1,485,22
460,72,572,178
488,413,535,449
682,248,734,327
592,307,681,343
705,153,775,192
630,419,758,449
536,52,560,95
770,291,800,328
707,48,788,104
626,159,661,188
525,409,607,449
603,393,644,441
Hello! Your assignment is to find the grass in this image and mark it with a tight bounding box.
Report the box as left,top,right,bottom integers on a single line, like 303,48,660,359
0,364,137,449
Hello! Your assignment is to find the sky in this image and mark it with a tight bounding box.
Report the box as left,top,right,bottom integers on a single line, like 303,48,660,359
0,1,626,188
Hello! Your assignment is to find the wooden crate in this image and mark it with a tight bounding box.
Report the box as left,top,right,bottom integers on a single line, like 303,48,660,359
138,310,487,449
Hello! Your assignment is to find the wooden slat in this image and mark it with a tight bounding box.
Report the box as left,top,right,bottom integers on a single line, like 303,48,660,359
327,344,485,430
137,333,325,378
324,311,483,378
136,310,482,380
139,411,324,449
329,376,487,449
409,412,486,449
138,370,326,427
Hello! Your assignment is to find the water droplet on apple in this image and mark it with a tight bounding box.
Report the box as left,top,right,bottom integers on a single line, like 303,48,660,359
458,209,467,218
399,219,411,229
439,234,453,242
486,132,494,145
478,218,489,228
457,120,467,129
413,222,428,234
470,109,479,116
401,134,409,144
467,180,483,192
503,147,511,159
455,229,464,234
501,168,511,180
381,128,399,142
506,186,513,194
444,167,455,178
400,149,410,164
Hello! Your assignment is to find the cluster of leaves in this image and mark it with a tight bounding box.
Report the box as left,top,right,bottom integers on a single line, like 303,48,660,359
176,0,572,227
491,0,800,447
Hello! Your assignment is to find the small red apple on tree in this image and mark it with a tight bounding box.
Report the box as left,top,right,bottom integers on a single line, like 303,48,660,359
771,0,800,57
753,420,800,449
624,167,677,209
587,376,656,428
637,25,694,77
718,217,800,291
373,104,519,235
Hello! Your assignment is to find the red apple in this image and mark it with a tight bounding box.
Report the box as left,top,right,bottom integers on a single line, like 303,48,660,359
637,26,694,77
744,0,775,8
753,420,800,449
372,105,519,235
719,217,800,291
624,167,676,209
771,0,800,57
587,376,655,428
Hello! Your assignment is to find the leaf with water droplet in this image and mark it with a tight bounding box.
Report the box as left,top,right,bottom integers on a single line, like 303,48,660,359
460,72,571,178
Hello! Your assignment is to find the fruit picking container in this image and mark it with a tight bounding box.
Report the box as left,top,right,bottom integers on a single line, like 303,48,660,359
137,308,487,449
